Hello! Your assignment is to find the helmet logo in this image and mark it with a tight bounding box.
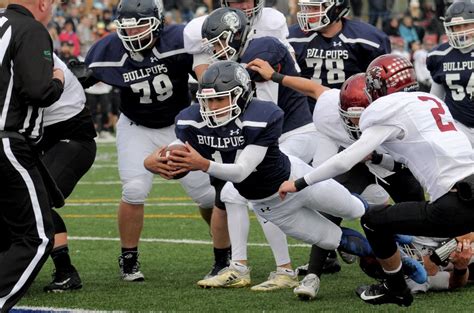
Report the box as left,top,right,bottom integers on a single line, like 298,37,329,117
234,67,249,90
367,66,383,90
222,12,241,32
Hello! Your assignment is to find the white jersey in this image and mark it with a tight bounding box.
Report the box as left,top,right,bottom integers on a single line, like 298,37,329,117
313,89,354,148
183,8,291,68
360,92,474,201
44,54,86,127
313,89,393,178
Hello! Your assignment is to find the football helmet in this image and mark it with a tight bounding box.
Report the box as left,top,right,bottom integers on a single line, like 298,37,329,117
297,0,350,32
443,0,474,50
115,0,164,52
197,61,253,128
339,73,370,140
365,54,418,102
221,0,264,26
201,8,251,62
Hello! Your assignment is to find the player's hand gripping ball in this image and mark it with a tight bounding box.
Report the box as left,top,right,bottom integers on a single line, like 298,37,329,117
161,144,190,179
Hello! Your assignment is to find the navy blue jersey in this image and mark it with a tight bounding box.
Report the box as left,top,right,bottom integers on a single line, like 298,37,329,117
240,36,313,134
288,19,390,111
85,25,193,128
426,43,474,127
175,100,291,200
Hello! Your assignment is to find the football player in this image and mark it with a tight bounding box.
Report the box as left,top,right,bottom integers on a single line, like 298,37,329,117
248,59,427,299
83,0,216,282
149,60,373,298
288,0,391,274
278,54,474,307
184,0,293,79
288,0,390,113
403,234,473,293
193,7,319,291
182,0,296,282
39,55,97,292
427,0,474,147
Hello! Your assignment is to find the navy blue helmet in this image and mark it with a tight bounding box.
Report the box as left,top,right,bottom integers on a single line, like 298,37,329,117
197,61,253,128
443,0,474,49
202,8,251,62
115,0,165,52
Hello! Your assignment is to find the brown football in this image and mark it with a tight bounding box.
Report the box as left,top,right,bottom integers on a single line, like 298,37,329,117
160,144,190,179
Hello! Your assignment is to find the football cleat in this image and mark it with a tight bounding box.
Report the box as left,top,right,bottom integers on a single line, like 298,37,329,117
43,270,82,293
293,273,320,300
322,255,341,274
250,268,299,291
296,263,309,276
197,261,251,288
338,250,358,264
118,252,145,282
203,262,229,280
356,282,413,306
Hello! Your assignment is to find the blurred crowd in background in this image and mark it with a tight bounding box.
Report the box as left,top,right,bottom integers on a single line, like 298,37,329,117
0,0,454,141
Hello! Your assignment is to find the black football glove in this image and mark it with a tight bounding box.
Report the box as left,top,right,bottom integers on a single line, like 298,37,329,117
67,60,97,88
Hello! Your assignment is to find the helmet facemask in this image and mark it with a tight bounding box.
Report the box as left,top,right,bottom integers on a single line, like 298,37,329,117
444,19,474,50
197,87,244,128
297,0,335,32
203,30,240,62
115,17,161,52
339,105,363,140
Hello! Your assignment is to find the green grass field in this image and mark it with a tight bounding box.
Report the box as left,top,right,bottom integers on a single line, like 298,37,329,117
16,142,474,312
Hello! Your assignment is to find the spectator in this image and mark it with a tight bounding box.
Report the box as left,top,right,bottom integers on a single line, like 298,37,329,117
390,36,410,59
77,16,95,57
48,22,61,53
368,0,389,27
399,14,420,51
58,41,79,64
59,19,81,56
350,0,363,20
383,15,401,37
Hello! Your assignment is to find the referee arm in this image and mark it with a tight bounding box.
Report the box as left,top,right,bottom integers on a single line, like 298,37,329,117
13,23,64,107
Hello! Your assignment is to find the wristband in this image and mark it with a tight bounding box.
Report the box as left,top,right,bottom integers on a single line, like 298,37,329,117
294,177,309,192
271,72,285,84
453,267,468,276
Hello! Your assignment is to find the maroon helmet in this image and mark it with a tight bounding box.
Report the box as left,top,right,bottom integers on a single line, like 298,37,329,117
339,73,370,140
365,54,419,102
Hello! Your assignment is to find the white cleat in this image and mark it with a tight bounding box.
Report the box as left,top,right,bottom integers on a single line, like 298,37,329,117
251,268,299,291
197,261,251,288
294,273,320,300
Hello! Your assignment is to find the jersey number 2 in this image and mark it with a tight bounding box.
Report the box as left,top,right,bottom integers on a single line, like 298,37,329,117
418,95,456,132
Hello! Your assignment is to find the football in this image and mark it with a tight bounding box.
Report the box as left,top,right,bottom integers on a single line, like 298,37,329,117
161,144,190,179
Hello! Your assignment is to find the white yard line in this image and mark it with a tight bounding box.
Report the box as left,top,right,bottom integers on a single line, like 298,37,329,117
68,236,310,248
77,180,178,185
12,306,125,313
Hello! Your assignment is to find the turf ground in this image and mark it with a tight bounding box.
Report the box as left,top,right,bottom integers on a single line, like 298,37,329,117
15,142,474,312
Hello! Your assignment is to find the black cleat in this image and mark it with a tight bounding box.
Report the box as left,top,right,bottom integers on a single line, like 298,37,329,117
322,255,341,274
43,270,82,293
356,282,413,307
118,252,145,282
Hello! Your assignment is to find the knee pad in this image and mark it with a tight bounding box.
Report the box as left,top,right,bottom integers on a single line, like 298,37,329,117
122,177,152,204
221,182,248,206
361,184,390,206
51,209,67,234
192,185,215,209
